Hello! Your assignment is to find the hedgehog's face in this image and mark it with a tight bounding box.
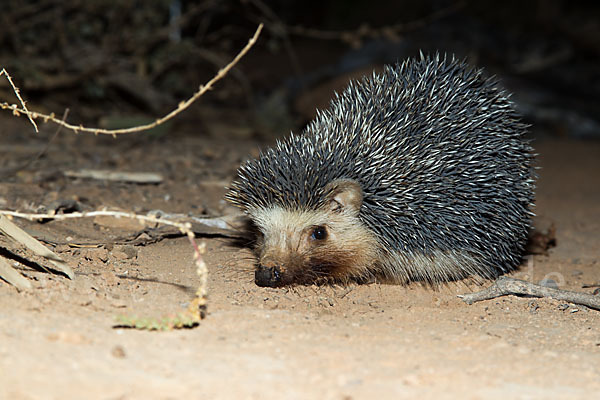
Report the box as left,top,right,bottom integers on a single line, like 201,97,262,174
248,179,379,287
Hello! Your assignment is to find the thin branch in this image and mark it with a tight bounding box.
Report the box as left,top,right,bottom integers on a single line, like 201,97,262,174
0,209,209,321
248,0,303,78
459,276,600,311
187,234,208,319
0,210,191,233
286,1,465,45
0,23,263,136
0,68,38,132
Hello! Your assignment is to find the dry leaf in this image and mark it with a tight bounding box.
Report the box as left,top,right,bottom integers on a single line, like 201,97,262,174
0,215,74,279
0,255,31,290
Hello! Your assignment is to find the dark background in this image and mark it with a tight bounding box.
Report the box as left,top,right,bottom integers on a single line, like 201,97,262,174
1,0,599,140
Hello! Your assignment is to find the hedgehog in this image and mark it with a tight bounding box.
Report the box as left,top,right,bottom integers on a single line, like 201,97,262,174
226,53,535,287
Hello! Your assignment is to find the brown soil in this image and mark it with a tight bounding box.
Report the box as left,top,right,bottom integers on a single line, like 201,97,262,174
0,115,599,400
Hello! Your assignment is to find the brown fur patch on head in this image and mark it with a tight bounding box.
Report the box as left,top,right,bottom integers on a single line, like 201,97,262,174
249,179,381,286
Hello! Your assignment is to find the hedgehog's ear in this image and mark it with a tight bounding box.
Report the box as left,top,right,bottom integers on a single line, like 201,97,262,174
323,179,363,217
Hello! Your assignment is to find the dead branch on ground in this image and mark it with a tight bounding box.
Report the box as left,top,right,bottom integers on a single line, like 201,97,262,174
0,209,209,329
459,276,600,311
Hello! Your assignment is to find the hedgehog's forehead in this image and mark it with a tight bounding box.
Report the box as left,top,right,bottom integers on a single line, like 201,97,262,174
248,206,329,235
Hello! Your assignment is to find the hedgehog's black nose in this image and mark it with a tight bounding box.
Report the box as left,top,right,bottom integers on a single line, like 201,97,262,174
255,265,282,287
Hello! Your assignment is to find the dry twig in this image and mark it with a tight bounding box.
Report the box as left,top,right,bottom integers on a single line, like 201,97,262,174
286,2,465,46
0,23,263,136
0,68,38,131
459,276,600,311
64,169,163,184
0,209,209,327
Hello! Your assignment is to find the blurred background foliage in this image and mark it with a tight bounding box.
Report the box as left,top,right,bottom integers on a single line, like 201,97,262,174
0,0,599,138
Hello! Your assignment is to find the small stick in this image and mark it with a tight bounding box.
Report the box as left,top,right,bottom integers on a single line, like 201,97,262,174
458,276,600,310
0,210,189,232
0,68,38,132
286,1,465,44
64,169,163,184
0,209,209,320
187,233,208,317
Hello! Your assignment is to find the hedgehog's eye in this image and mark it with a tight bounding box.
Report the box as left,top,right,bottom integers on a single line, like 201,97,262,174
310,226,328,240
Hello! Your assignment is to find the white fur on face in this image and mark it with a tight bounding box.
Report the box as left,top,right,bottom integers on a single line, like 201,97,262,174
250,206,329,245
248,205,381,283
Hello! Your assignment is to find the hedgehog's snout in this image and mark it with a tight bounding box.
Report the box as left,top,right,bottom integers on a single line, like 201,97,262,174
255,264,282,287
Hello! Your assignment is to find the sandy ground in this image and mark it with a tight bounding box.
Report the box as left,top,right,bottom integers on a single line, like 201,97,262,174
0,118,599,399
